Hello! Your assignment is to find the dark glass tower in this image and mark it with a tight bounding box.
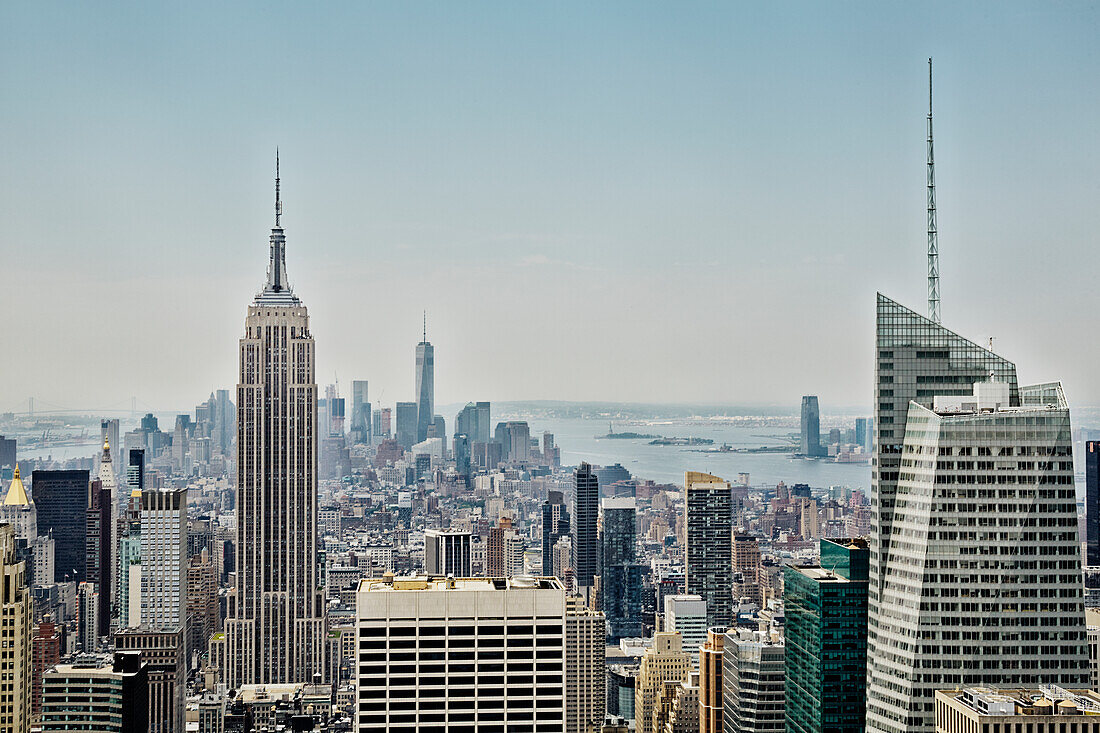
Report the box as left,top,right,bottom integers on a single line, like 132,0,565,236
800,396,822,457
784,538,868,733
1087,441,1100,567
572,462,599,593
31,469,89,583
600,497,644,639
415,317,435,444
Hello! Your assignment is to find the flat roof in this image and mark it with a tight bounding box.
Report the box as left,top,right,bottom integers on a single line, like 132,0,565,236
358,575,564,593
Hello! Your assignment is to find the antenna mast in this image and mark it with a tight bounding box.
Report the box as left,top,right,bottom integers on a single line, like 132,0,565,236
926,58,941,323
275,149,282,227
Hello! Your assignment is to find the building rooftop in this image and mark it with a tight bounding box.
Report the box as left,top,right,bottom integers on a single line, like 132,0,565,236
358,575,563,593
937,687,1100,718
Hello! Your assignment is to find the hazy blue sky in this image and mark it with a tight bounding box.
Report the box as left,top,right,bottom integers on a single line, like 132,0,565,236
2,2,1098,414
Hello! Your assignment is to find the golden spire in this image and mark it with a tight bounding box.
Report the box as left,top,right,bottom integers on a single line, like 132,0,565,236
4,466,30,507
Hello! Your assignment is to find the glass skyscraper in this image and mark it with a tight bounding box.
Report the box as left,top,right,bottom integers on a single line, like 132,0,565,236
600,497,643,640
866,294,1087,733
784,538,868,733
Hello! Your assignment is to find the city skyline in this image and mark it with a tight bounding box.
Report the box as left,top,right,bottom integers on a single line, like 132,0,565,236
3,4,1099,410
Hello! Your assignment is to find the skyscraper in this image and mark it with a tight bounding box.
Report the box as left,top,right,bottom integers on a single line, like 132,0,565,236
699,630,724,733
866,378,1088,732
394,402,418,451
415,316,435,444
722,630,785,733
572,462,599,596
31,469,88,583
601,497,644,640
350,380,371,445
542,491,570,576
800,396,823,457
139,488,186,632
1087,441,1100,567
784,538,868,733
0,524,31,733
866,295,1086,733
224,161,325,687
566,597,607,733
684,471,733,629
663,595,707,668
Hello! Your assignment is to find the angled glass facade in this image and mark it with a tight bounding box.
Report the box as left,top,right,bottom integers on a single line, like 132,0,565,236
868,294,1019,732
784,538,868,733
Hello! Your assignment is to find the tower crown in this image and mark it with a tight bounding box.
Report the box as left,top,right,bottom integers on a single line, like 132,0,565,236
255,152,301,306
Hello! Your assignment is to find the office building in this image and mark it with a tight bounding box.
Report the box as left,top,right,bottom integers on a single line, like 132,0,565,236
731,534,762,607
867,294,1022,732
1087,441,1100,567
699,629,724,733
634,631,689,733
866,294,1091,730
784,538,868,733
355,575,569,731
350,380,371,445
395,401,418,451
664,595,707,668
139,488,187,633
40,652,149,733
223,167,326,687
867,375,1088,732
566,597,606,733
115,627,185,733
78,581,99,652
684,472,732,628
31,469,88,583
573,462,599,596
601,498,644,639
542,492,570,577
32,618,61,722
0,436,14,472
423,530,472,576
0,525,31,733
722,629,785,733
415,320,435,444
800,396,823,457
86,472,112,637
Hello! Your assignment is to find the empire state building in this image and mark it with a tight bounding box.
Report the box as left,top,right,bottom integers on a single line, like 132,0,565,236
223,159,325,686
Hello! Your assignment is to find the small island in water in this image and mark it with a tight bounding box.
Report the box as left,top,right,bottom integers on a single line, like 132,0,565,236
596,423,661,440
649,436,714,446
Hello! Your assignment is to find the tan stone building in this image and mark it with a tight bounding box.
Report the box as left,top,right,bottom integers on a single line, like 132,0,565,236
698,629,724,733
0,524,31,733
635,632,689,733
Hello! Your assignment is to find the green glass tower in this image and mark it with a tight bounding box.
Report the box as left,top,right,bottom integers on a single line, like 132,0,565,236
784,538,869,733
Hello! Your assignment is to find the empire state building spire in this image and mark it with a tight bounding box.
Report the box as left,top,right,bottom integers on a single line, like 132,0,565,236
258,151,298,305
